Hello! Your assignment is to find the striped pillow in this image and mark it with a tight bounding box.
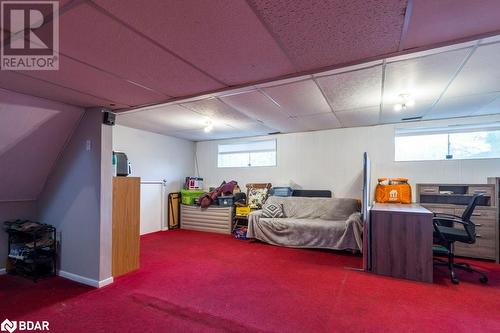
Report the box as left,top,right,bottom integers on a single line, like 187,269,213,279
262,203,285,218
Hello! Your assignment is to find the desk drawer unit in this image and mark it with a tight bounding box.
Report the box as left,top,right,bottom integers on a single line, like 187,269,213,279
180,204,232,234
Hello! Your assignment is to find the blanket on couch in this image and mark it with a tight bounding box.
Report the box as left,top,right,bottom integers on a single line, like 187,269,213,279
247,196,363,251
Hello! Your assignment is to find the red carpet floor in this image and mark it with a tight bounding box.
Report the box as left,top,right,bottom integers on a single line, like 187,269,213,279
1,230,500,333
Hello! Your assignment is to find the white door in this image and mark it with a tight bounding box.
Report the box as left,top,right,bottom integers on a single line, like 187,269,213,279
140,182,165,235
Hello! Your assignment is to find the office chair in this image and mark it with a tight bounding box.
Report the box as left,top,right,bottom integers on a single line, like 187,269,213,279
433,193,488,284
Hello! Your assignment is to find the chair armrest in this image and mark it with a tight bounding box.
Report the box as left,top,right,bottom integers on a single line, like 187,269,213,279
433,212,462,220
433,216,468,226
433,217,474,240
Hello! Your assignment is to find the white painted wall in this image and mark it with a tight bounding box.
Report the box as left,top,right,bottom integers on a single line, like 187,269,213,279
196,115,500,200
113,125,196,194
113,126,195,233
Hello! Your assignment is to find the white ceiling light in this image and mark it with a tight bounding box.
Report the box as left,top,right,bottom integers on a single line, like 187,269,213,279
204,120,213,133
394,93,415,112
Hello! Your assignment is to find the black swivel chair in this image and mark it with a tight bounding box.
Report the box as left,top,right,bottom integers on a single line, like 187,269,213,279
433,193,488,284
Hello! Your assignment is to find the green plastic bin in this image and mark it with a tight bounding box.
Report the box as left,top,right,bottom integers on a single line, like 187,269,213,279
181,189,205,205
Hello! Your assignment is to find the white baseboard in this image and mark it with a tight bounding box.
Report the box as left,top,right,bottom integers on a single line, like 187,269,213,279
58,270,113,288
0,268,6,275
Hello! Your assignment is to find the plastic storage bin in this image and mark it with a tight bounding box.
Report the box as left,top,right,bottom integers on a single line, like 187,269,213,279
217,196,234,207
236,206,251,216
270,187,293,197
181,189,205,205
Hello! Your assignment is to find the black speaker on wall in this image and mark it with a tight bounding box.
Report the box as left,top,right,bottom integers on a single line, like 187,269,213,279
103,111,116,126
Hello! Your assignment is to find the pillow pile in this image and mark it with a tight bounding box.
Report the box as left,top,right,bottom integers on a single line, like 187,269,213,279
262,203,285,218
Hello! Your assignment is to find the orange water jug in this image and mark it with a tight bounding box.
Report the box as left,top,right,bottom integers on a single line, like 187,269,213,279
375,178,412,204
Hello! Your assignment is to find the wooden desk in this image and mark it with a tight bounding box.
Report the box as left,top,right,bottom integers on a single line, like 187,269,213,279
369,203,433,283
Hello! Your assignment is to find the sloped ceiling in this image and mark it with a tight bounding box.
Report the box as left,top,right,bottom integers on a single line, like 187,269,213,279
0,89,83,201
2,0,500,110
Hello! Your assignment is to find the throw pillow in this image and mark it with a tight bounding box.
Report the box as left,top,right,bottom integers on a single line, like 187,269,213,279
262,203,285,218
248,188,269,209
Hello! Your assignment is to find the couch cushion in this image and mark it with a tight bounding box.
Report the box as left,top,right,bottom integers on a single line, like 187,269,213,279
266,196,334,219
320,198,360,221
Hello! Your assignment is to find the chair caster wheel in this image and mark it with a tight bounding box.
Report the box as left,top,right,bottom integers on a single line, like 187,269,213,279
451,277,459,284
480,276,488,284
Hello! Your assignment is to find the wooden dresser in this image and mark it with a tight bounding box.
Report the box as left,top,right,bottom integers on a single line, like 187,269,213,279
180,204,232,234
417,183,499,262
112,177,141,277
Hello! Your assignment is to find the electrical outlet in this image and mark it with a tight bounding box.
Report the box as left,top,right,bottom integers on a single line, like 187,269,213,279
86,139,91,151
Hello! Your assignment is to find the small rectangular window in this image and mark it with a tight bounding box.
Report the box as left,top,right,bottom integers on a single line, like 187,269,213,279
217,139,276,168
395,123,500,161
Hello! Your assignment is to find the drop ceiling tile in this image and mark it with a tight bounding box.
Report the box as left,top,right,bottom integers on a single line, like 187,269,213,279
474,95,500,116
180,98,254,125
480,35,500,44
173,124,252,141
230,122,276,136
22,55,168,107
335,106,380,127
295,113,341,131
117,105,207,135
262,80,331,116
0,71,126,109
426,93,499,120
314,60,383,77
404,0,500,49
317,65,382,111
93,0,296,85
55,3,225,97
221,91,300,132
246,0,406,71
444,43,500,98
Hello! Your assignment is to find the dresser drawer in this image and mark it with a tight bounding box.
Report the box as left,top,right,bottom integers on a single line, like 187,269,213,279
455,238,496,260
420,186,439,194
454,208,496,222
431,207,456,215
468,186,494,198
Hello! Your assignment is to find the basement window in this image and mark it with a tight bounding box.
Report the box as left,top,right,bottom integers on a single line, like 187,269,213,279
218,139,277,168
395,123,500,161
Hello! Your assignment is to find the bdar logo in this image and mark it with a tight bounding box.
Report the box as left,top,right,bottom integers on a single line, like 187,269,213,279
1,319,17,333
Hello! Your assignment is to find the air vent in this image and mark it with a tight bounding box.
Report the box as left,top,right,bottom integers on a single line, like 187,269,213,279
401,116,423,121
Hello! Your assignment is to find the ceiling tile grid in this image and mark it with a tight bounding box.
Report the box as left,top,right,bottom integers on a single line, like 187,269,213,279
426,92,499,120
262,79,332,116
381,47,472,122
442,43,500,99
335,106,380,127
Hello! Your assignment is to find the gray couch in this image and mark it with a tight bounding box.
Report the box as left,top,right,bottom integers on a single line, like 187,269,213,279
246,196,363,251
